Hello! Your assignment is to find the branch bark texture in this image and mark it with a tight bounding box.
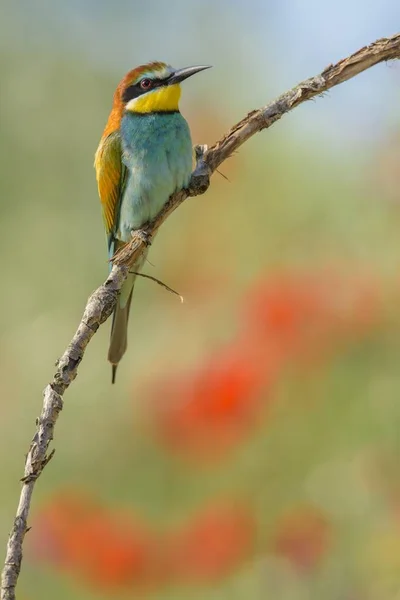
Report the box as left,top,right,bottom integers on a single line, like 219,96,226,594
2,32,400,600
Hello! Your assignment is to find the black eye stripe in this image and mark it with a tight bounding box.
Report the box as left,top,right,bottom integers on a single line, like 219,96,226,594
122,75,171,104
122,84,143,103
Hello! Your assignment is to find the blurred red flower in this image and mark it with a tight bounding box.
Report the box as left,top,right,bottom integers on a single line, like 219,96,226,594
30,490,159,590
271,505,332,571
149,343,274,461
244,268,382,364
31,489,94,566
147,268,383,461
31,492,257,589
246,271,326,342
167,502,256,582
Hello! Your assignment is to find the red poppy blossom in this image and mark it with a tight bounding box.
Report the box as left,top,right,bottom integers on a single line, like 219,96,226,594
30,490,159,590
244,268,382,364
167,502,256,582
149,343,273,460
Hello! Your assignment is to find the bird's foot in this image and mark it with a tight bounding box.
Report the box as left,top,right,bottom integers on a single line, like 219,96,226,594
188,144,210,196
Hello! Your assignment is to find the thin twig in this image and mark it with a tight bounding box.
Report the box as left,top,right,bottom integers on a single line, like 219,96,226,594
216,168,230,182
129,271,184,303
2,32,400,600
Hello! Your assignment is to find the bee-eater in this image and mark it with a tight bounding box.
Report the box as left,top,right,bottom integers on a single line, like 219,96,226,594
95,61,210,383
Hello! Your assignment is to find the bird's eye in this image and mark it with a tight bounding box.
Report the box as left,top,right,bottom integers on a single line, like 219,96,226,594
140,78,152,90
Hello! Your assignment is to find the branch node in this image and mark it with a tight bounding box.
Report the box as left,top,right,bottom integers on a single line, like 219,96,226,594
131,229,152,247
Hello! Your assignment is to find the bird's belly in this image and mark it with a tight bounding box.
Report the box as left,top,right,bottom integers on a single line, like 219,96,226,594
118,165,179,240
118,120,192,242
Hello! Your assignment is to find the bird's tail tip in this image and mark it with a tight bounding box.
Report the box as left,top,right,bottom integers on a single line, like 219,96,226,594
111,364,118,384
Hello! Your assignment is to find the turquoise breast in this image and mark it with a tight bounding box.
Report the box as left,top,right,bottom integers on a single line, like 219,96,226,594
118,111,193,242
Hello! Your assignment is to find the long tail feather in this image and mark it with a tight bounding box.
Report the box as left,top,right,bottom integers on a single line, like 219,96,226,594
107,240,150,383
108,281,134,383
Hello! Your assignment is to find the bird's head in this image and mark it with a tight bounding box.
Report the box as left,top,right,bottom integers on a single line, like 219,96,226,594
116,62,211,114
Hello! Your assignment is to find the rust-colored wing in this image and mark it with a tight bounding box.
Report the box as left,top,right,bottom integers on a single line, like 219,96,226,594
94,130,125,238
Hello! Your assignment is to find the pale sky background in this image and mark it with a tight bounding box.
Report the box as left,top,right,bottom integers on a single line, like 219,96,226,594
2,0,399,148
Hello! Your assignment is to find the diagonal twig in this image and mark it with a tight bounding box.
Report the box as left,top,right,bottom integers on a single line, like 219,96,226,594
129,271,184,303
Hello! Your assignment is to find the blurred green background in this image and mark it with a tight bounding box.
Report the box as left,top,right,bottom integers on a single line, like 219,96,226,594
1,1,400,598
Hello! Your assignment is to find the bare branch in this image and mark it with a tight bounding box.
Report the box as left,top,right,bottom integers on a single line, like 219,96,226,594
2,32,400,600
0,265,129,599
111,33,400,267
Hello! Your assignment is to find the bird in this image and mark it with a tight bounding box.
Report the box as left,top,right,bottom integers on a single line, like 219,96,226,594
94,61,211,383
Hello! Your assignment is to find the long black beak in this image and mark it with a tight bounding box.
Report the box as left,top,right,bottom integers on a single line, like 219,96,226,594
168,65,211,85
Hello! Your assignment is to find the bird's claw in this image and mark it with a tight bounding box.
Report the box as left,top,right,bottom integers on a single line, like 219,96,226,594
188,144,210,196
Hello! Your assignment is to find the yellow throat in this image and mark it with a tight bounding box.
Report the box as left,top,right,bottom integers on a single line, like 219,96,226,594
126,84,181,113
